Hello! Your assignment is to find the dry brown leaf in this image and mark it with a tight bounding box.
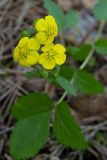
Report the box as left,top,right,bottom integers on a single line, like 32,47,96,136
81,0,98,9
57,0,72,11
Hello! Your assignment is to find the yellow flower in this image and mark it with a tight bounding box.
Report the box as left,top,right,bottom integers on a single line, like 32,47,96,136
39,43,66,70
35,15,58,45
13,37,40,67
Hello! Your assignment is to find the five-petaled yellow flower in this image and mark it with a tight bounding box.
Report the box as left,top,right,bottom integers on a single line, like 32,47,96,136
13,37,40,67
35,15,58,45
39,43,66,70
13,15,66,69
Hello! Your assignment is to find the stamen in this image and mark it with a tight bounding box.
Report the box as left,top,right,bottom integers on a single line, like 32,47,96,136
19,47,28,59
46,25,56,36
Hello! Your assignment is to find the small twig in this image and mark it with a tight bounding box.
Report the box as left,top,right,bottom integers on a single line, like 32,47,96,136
0,127,13,135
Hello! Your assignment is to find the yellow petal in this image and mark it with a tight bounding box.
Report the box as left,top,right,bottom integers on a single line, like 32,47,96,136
27,51,39,65
45,15,58,36
13,46,19,62
36,32,48,44
35,19,47,31
41,43,54,52
54,29,58,37
55,53,66,65
18,37,29,47
43,60,55,70
54,44,66,54
39,53,55,69
39,53,47,64
46,36,54,44
19,59,30,67
45,15,56,26
27,38,40,50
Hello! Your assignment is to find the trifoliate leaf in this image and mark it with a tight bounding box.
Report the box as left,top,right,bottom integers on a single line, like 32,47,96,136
59,65,74,80
56,76,77,96
10,111,50,160
64,10,79,29
95,39,107,55
93,0,107,20
68,44,92,61
44,0,65,31
53,102,88,149
12,92,54,120
74,70,104,94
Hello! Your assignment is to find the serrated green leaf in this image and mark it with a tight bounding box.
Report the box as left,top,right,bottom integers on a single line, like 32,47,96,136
68,44,92,61
95,39,107,55
44,0,65,31
93,0,107,20
67,46,79,55
10,111,50,160
64,10,79,29
12,92,54,120
56,76,77,96
53,102,88,149
59,65,74,80
74,70,104,95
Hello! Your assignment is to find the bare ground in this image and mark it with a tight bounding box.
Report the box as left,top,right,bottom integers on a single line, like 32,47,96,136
0,0,107,160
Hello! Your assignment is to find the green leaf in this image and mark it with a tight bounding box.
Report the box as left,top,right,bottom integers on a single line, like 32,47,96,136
53,102,88,149
10,111,50,160
21,28,36,37
74,70,104,95
26,70,48,79
25,70,41,79
68,44,92,61
95,39,107,55
64,10,79,29
56,76,77,96
44,0,65,31
67,46,79,55
12,92,54,120
93,0,107,20
59,65,74,80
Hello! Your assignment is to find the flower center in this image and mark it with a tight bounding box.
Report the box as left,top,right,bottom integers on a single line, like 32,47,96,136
46,25,56,36
45,50,57,61
19,47,29,59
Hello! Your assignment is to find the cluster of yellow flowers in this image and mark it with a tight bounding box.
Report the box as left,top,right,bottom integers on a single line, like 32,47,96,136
13,15,66,70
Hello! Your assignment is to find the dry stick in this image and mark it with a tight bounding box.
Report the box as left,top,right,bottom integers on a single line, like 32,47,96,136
56,20,106,105
0,127,13,135
15,0,33,31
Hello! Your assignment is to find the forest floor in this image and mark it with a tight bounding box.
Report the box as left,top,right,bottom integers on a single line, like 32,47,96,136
0,0,107,160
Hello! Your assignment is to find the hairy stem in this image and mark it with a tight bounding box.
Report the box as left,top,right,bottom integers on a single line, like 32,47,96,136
56,20,105,105
80,20,105,69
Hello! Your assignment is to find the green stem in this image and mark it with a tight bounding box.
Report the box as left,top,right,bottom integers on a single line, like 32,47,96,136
79,46,94,70
95,20,105,42
56,20,105,105
56,91,67,105
80,20,105,70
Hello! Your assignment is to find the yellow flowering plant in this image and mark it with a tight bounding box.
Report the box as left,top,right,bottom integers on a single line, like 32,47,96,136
13,15,66,71
10,5,105,158
35,15,58,44
14,37,40,67
39,43,66,69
